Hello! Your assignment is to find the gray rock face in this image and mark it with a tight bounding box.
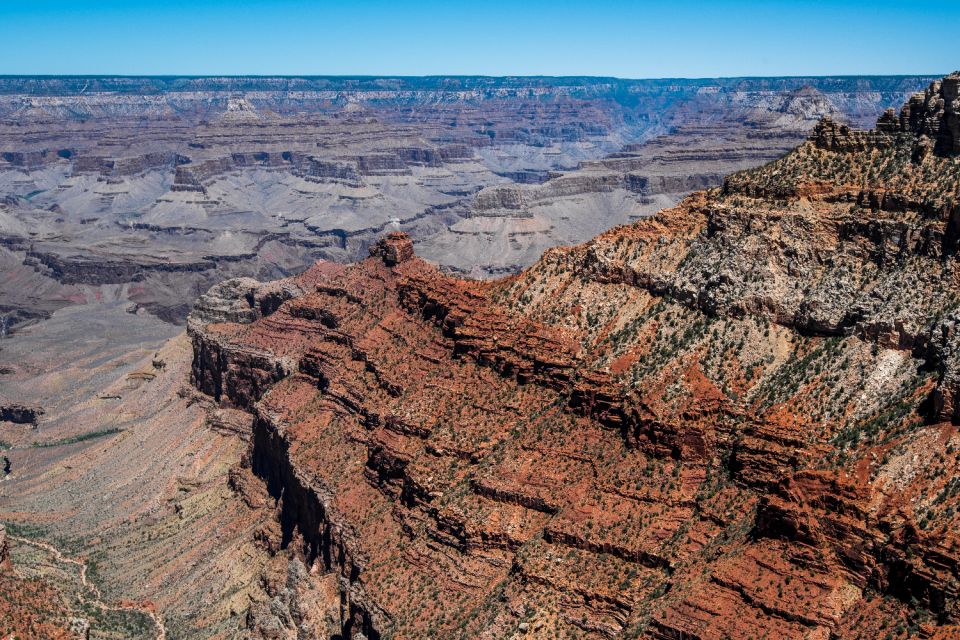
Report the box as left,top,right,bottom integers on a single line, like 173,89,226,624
0,74,936,329
188,277,304,330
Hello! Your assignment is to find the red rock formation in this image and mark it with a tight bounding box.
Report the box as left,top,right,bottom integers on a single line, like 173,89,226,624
190,76,960,639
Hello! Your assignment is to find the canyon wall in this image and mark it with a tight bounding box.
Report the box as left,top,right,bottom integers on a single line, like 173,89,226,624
182,74,960,639
0,74,933,333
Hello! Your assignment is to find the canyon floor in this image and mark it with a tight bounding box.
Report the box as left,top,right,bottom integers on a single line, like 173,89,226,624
0,306,278,638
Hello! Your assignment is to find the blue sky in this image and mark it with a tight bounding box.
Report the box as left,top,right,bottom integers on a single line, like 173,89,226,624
1,0,957,77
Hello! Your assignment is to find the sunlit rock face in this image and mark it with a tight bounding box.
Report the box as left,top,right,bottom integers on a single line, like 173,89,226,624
184,75,960,639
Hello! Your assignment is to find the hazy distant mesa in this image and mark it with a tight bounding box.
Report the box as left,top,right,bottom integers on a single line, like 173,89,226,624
0,74,934,333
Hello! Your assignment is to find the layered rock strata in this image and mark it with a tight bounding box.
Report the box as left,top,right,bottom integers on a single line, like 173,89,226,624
0,74,934,329
183,75,960,639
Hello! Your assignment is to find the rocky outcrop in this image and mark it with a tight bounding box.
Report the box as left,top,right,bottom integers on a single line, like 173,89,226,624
297,157,364,187
367,231,414,266
188,275,307,405
186,76,960,639
814,72,960,158
187,276,305,329
808,115,900,153
929,312,960,425
0,403,43,424
0,524,9,571
72,152,183,178
172,156,235,192
474,172,628,213
25,250,215,285
354,153,410,176
882,72,960,156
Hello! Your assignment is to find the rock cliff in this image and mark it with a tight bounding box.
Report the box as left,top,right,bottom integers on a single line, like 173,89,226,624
187,74,960,639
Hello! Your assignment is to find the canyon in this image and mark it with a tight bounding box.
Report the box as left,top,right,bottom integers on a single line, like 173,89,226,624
2,72,959,638
0,75,933,328
193,73,960,637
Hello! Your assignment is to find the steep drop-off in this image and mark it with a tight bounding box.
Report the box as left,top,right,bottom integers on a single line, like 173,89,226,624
187,74,960,639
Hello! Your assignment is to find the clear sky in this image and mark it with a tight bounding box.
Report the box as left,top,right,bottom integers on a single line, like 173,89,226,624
1,0,957,77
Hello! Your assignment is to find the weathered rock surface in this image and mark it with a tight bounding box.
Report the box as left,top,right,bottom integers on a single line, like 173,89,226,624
884,72,960,156
183,74,960,639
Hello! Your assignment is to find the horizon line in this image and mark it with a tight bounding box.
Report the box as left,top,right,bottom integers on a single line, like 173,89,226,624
0,72,950,82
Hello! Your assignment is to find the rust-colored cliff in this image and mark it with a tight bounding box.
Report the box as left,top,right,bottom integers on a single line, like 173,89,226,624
189,74,960,639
